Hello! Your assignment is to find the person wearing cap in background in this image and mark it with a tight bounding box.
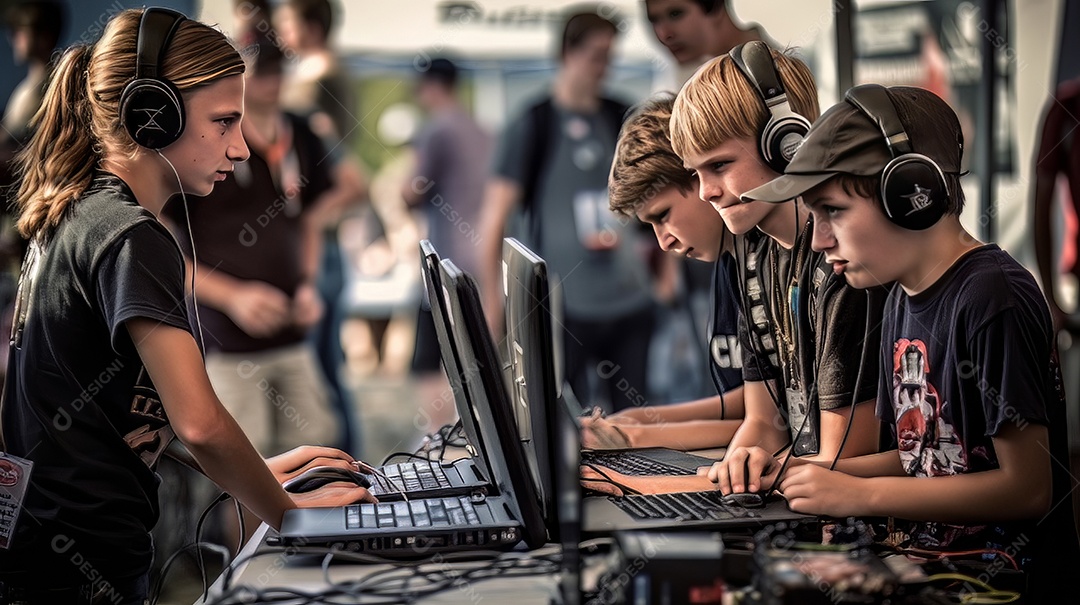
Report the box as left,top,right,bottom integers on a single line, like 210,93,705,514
402,57,491,430
741,84,1080,602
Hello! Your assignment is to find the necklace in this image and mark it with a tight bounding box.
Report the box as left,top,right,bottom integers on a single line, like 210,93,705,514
768,218,812,373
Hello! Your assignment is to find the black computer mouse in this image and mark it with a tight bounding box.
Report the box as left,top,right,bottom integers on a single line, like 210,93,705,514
282,466,372,493
720,492,765,508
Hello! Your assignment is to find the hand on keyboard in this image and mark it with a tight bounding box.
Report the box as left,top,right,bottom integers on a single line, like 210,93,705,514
581,415,634,449
289,481,378,510
580,464,715,497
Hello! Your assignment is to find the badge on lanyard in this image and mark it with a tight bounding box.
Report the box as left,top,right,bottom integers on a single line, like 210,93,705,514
0,453,33,549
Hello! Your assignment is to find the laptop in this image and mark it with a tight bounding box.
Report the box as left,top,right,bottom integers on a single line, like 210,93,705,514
501,238,717,478
499,238,812,534
322,241,492,502
277,255,547,556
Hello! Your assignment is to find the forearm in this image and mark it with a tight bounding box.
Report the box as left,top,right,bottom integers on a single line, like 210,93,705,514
477,180,516,319
633,473,715,494
626,419,741,450
479,214,502,295
829,449,907,477
859,469,1049,523
183,411,295,530
309,160,367,229
616,394,726,424
129,321,295,530
300,216,323,285
187,260,241,312
1033,176,1058,305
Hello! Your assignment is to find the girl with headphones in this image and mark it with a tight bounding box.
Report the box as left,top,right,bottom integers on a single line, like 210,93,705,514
0,9,371,603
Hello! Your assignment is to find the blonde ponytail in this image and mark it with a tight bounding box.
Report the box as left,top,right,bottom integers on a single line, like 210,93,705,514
14,44,96,239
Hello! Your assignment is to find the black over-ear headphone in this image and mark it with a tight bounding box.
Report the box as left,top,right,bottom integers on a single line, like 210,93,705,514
729,41,811,173
844,84,949,230
119,7,187,149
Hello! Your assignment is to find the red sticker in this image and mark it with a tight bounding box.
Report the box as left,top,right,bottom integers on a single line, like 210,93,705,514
0,460,20,487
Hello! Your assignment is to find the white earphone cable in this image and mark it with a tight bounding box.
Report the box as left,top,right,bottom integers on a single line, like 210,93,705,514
156,149,206,357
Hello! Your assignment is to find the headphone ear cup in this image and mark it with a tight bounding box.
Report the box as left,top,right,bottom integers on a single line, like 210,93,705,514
119,77,185,149
760,112,810,173
880,154,949,230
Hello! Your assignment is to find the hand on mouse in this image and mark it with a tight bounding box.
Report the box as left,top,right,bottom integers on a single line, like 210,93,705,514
266,446,370,484
707,446,782,495
289,482,378,507
776,464,864,517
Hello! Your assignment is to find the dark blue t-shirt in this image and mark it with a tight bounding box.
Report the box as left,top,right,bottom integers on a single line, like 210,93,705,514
708,252,744,396
876,245,1079,591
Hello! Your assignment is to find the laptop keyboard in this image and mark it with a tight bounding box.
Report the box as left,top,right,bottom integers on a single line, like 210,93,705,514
375,460,452,492
611,491,760,522
582,451,698,476
346,496,483,529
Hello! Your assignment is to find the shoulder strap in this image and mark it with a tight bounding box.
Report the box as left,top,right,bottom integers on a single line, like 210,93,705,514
520,98,556,214
520,97,556,246
598,97,630,139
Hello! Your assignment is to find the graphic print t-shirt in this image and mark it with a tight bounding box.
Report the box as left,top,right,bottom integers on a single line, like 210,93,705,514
876,245,1068,556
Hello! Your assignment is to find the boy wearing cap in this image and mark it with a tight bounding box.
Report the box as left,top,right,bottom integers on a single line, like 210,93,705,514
581,94,744,452
744,84,1079,598
581,45,884,496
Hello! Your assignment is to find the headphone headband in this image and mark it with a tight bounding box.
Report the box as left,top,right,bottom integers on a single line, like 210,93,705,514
842,84,948,230
135,7,185,81
728,41,810,173
730,41,788,110
844,84,915,157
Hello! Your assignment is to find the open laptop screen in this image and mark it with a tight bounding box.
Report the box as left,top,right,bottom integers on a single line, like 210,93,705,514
502,237,560,528
439,259,548,549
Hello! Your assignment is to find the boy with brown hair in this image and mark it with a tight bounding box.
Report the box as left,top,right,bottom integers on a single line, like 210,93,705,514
742,83,1079,601
580,93,743,451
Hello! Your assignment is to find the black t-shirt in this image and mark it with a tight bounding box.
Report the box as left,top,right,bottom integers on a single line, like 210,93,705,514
0,173,190,584
162,112,332,353
709,252,744,395
876,245,1080,584
738,226,884,455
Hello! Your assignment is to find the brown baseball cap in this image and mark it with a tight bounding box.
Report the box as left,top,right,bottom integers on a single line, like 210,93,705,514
742,85,964,203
